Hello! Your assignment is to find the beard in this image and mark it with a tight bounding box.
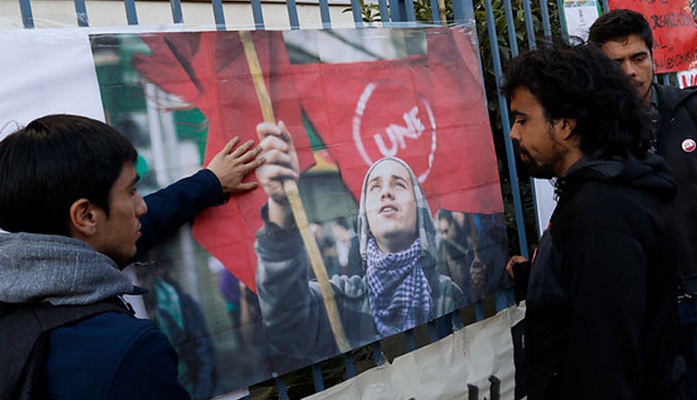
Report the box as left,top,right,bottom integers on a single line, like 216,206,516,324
514,141,563,180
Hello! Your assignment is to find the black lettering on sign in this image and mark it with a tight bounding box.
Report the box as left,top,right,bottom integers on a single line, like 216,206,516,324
466,375,502,400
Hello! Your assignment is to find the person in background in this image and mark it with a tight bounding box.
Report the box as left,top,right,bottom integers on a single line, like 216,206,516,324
503,39,685,399
589,10,697,397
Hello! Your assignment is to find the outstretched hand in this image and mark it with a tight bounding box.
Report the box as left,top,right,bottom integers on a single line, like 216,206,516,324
206,137,266,195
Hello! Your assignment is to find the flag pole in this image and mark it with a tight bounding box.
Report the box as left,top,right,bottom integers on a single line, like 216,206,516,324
239,30,351,353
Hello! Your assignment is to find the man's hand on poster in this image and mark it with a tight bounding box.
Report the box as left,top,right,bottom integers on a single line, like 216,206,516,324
505,255,528,279
207,136,266,194
255,121,299,228
506,255,530,303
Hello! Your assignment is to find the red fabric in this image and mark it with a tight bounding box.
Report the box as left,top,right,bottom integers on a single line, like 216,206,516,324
291,27,502,214
132,31,314,292
609,0,697,73
131,27,503,292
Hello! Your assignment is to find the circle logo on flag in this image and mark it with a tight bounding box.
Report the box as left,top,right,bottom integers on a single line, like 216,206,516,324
353,80,436,183
682,139,696,153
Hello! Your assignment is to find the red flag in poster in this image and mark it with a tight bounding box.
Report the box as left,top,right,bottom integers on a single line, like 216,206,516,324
132,31,315,292
609,0,697,73
131,27,503,292
290,28,502,215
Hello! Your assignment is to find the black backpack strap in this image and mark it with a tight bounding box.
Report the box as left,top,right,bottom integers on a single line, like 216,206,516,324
0,299,133,400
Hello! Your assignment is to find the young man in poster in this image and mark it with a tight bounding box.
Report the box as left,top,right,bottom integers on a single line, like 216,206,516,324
589,10,697,397
253,121,465,362
503,39,685,399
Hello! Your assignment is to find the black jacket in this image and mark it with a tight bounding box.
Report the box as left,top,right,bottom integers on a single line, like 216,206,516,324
525,150,685,400
655,84,697,294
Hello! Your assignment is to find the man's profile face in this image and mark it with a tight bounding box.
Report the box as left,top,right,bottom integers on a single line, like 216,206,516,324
509,87,568,179
365,160,418,253
92,162,148,263
600,34,654,102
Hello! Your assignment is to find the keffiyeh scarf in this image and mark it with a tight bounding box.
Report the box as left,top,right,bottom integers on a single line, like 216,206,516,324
366,237,433,335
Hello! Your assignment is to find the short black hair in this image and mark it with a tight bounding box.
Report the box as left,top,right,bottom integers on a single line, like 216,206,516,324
502,37,649,156
588,9,653,53
0,114,137,235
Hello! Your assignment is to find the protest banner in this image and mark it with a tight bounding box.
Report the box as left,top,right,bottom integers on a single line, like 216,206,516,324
1,25,512,395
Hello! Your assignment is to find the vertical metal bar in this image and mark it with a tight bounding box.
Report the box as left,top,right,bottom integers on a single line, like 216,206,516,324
555,0,568,41
212,0,227,30
437,314,452,339
503,0,520,56
483,0,529,258
496,289,515,311
430,0,442,25
351,0,365,28
522,0,537,49
19,0,34,29
311,364,324,391
404,0,416,23
602,0,609,13
371,342,384,366
250,0,265,30
450,310,463,331
287,0,300,30
389,0,406,23
540,0,552,36
124,0,138,25
275,376,289,400
74,0,89,27
318,0,332,29
451,0,474,23
378,0,391,27
475,302,484,321
428,319,438,342
170,0,183,24
404,329,416,351
344,353,356,378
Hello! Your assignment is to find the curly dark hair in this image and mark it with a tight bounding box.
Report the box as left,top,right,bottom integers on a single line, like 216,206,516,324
588,9,653,54
501,37,650,157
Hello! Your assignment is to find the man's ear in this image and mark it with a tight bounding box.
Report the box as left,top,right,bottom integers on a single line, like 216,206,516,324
561,118,577,140
69,198,99,237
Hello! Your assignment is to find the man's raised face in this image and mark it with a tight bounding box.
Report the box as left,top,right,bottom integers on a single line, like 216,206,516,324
365,160,418,253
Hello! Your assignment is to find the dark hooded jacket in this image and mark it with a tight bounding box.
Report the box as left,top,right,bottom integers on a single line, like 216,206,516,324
654,84,697,295
525,150,685,400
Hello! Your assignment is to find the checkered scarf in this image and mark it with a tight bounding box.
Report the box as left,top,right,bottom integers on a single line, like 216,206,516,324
366,237,433,335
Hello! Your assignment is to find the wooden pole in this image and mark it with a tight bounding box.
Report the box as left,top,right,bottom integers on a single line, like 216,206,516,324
239,30,351,353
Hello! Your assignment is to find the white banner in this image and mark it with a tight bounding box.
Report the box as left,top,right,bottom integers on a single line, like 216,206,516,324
303,305,525,400
0,28,103,140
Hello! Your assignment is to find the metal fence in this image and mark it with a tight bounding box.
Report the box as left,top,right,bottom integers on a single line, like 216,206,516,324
6,0,638,398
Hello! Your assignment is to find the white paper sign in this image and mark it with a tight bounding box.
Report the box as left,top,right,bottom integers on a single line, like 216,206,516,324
0,28,104,140
563,0,600,40
303,305,525,400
